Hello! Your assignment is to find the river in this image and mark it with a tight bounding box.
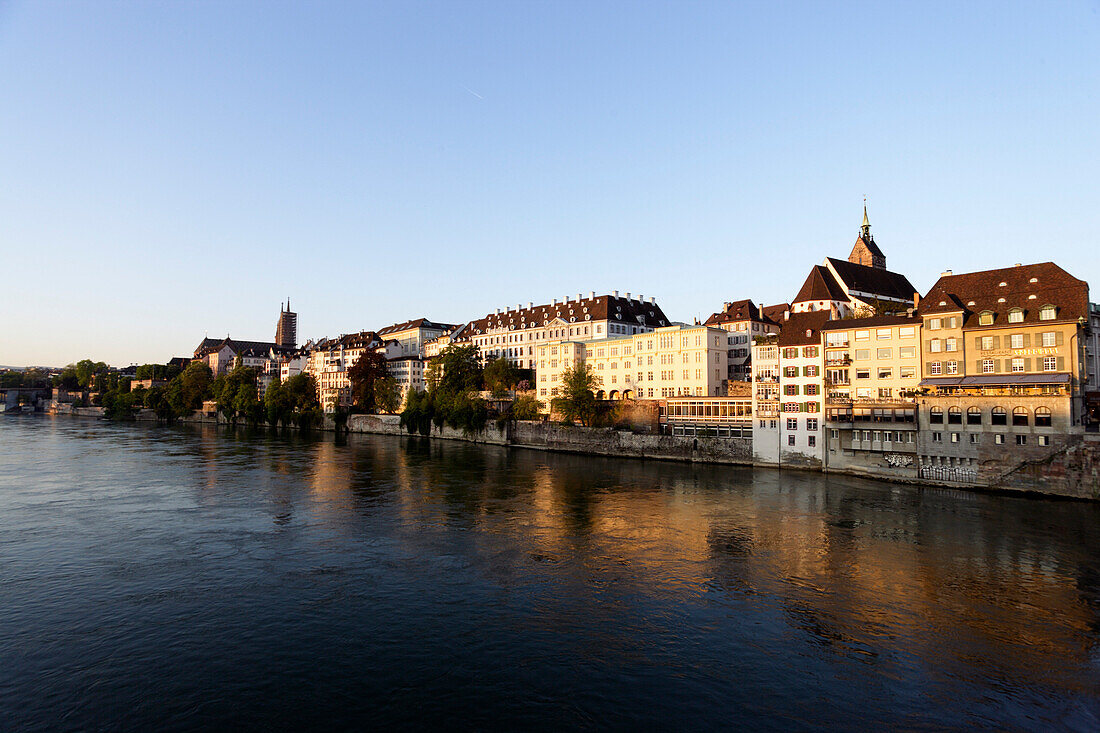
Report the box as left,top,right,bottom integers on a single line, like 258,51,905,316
1,415,1099,730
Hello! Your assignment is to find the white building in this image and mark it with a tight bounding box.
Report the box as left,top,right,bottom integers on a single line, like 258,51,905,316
704,299,783,381
776,311,829,468
462,292,671,370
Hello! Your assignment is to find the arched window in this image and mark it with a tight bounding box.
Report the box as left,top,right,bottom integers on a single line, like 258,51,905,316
1039,305,1056,321
967,407,982,425
948,407,962,424
1035,407,1052,427
930,407,944,424
1013,407,1029,426
1008,308,1024,323
991,406,1007,426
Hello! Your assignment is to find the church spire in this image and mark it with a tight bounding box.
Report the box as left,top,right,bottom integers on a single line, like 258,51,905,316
861,196,871,240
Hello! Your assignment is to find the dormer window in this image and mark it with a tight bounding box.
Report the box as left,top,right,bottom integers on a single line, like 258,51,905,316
1029,277,1038,283
1008,308,1024,323
967,301,976,306
978,311,995,326
1039,305,1056,321
998,282,1007,287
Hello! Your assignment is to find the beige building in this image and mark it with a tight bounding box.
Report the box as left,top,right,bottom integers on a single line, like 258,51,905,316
703,299,782,381
821,314,922,475
305,331,383,412
915,262,1090,483
376,318,458,359
535,324,731,406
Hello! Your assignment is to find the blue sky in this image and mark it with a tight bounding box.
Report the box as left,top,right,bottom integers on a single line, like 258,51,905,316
2,1,1098,367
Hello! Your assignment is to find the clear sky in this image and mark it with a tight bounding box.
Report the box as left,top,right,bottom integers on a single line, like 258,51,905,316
2,1,1098,368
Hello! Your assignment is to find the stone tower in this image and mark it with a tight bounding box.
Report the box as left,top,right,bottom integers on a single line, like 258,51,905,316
848,202,886,269
275,300,297,349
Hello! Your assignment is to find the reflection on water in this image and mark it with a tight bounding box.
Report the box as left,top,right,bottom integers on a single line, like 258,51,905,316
1,416,1099,731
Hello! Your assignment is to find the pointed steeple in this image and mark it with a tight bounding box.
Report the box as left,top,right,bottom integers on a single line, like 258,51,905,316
860,196,871,240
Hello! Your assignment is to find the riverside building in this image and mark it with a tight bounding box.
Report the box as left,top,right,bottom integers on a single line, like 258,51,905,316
703,299,782,381
535,324,730,407
915,262,1090,483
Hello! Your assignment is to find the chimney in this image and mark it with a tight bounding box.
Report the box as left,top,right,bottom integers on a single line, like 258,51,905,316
496,307,501,315
724,302,731,311
913,292,920,308
527,302,533,309
1015,263,1023,267
517,304,521,312
639,294,645,303
589,291,595,299
941,270,953,277
784,310,790,321
625,292,631,300
649,296,655,304
551,298,557,306
576,293,582,302
613,290,619,298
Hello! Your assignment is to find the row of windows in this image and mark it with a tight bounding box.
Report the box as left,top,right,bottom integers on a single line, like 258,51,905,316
783,365,820,377
782,347,820,358
929,406,1052,427
783,384,820,396
931,432,1050,446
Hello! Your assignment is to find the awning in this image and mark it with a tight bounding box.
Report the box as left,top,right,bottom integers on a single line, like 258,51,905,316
920,373,1070,387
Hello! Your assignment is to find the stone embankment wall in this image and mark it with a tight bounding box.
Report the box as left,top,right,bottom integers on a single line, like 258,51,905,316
994,435,1100,500
344,413,509,445
506,421,752,464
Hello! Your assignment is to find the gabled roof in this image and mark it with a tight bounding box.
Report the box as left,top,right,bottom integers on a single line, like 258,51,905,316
777,311,832,347
704,299,760,326
793,266,848,304
762,303,790,326
820,313,919,331
824,258,917,302
193,337,287,358
467,293,669,336
917,262,1089,327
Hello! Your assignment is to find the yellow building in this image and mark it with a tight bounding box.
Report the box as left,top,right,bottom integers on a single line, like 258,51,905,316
535,325,730,406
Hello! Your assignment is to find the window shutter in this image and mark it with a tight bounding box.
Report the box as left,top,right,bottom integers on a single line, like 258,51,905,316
1024,358,1032,372
974,337,982,350
1057,356,1065,371
1056,331,1064,346
1022,334,1031,348
993,336,1000,349
975,360,982,373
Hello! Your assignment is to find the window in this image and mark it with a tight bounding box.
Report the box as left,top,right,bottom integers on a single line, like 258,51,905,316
807,418,818,431
856,369,870,379
831,429,839,439
979,312,994,326
1011,358,1024,372
930,407,944,424
951,432,960,443
932,432,943,442
783,348,798,359
805,366,819,377
928,318,942,330
1039,305,1056,320
981,336,994,350
855,330,870,341
930,362,942,375
929,339,942,353
783,403,799,413
1008,309,1024,323
876,328,891,339
803,346,819,358
787,418,798,430
878,368,892,379
1042,332,1056,347
948,407,962,425
785,366,798,377
877,348,892,359
804,384,819,396
946,361,958,375
995,433,1005,445
946,338,958,352
982,359,995,373
1016,435,1028,445
899,347,916,359
807,435,816,447
991,407,1007,426
1012,407,1029,426
970,433,980,444
967,407,982,425
900,326,915,338
787,435,795,446
1010,334,1024,349
1035,407,1052,427
1043,357,1057,371
1038,435,1050,447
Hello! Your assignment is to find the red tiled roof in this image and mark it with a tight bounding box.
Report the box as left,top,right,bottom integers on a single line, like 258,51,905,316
917,262,1089,328
777,311,832,346
793,266,847,304
466,294,669,336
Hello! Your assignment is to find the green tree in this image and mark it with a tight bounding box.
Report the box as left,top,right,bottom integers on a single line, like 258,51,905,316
555,361,602,427
511,394,542,420
484,357,519,396
347,351,389,413
164,361,214,419
374,375,402,414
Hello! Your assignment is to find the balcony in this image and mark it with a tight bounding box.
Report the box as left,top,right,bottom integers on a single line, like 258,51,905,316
825,358,851,367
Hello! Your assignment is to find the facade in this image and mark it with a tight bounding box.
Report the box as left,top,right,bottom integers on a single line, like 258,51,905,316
915,262,1090,483
535,324,730,407
463,292,670,370
750,336,781,464
424,324,468,359
775,311,830,467
703,300,781,381
304,331,384,411
658,396,754,437
376,318,458,359
387,355,427,396
821,314,922,476
275,300,298,350
1086,302,1100,426
193,337,287,377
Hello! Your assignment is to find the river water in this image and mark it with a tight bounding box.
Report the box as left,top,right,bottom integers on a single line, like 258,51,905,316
1,416,1099,731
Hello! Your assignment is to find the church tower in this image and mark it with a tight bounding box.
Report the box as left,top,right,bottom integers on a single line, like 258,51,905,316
275,299,298,349
848,201,886,269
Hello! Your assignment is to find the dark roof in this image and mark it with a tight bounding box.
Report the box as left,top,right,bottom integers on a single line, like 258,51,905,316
820,314,919,331
920,373,1071,387
762,303,790,326
704,299,766,327
851,235,885,259
466,294,669,336
377,318,458,336
167,357,192,367
193,337,287,358
917,262,1088,328
824,258,917,302
792,266,847,304
777,311,832,347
